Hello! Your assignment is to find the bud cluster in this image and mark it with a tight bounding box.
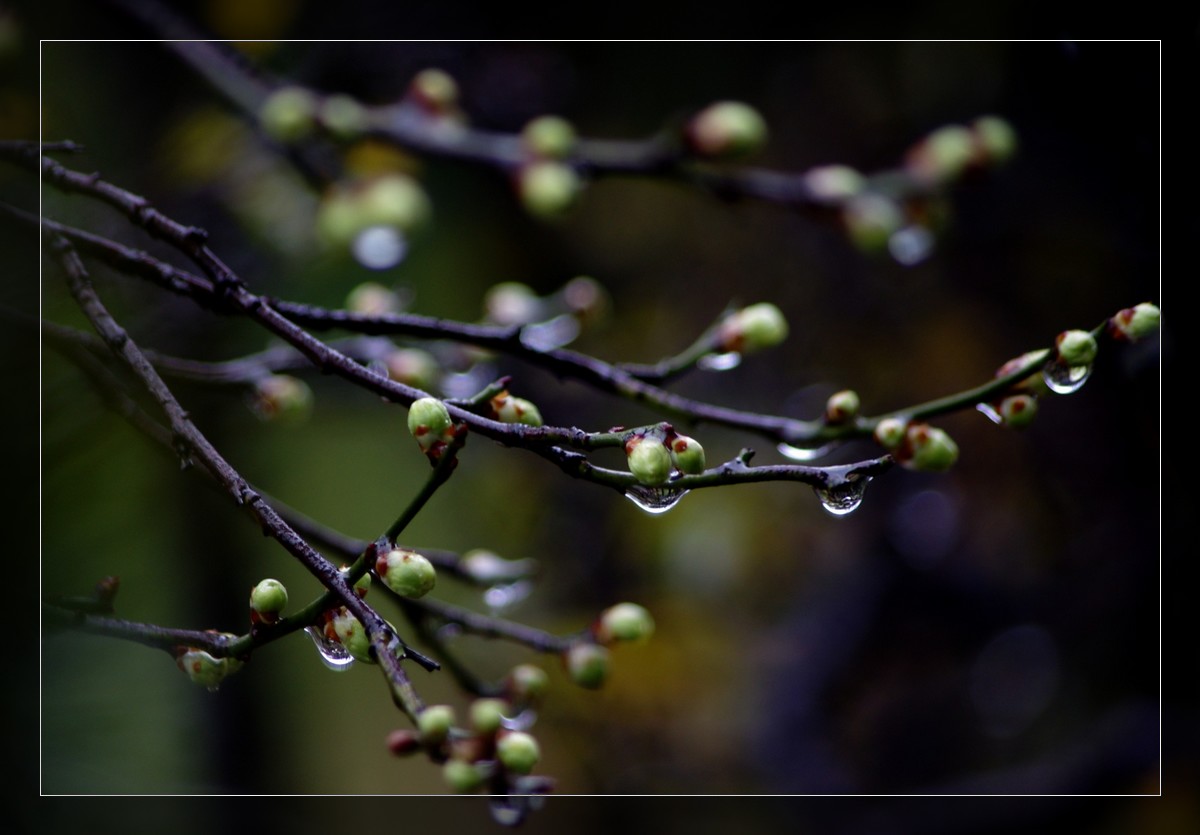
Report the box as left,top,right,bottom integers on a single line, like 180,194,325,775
625,426,706,486
875,419,960,472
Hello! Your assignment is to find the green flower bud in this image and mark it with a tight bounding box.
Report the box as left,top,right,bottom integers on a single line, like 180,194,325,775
251,375,313,423
596,602,655,644
995,350,1052,397
825,389,861,425
442,758,485,793
517,161,582,218
341,565,371,598
330,608,374,663
249,578,288,624
971,116,1017,166
1055,329,1099,367
409,68,459,113
998,394,1038,429
320,94,369,139
522,115,577,160
1110,302,1160,341
376,548,437,599
565,643,610,689
903,424,959,472
506,664,549,705
843,194,903,252
804,165,866,201
408,397,454,452
176,648,241,689
669,434,706,475
469,698,507,735
345,281,401,316
491,391,544,426
384,348,439,389
907,124,976,184
496,731,541,775
720,302,789,354
687,101,768,159
259,86,318,143
417,704,456,745
626,436,672,486
873,417,908,449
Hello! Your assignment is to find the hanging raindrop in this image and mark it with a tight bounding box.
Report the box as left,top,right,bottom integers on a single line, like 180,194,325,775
488,797,528,827
500,708,538,732
975,402,1003,425
698,351,742,371
777,441,838,462
304,625,356,672
624,485,689,514
1042,360,1092,394
813,476,871,516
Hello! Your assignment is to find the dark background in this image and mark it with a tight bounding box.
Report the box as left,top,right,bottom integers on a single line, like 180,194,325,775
4,3,1181,832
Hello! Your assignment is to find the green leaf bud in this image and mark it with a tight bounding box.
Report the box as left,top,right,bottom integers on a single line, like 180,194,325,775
330,608,374,663
259,86,318,143
251,375,313,423
1055,329,1099,367
249,578,288,624
719,302,789,354
376,548,437,599
491,391,544,426
340,565,371,598
522,115,577,160
469,698,507,735
669,434,706,475
442,758,485,793
596,602,655,644
825,389,861,424
565,643,610,689
687,101,768,159
1110,302,1160,341
907,124,976,184
517,161,582,218
408,397,454,452
873,417,908,449
417,704,456,745
506,664,549,705
496,731,541,775
843,194,903,252
971,115,1017,166
319,94,369,139
804,165,866,201
998,394,1038,429
176,648,241,689
626,435,672,486
902,423,959,472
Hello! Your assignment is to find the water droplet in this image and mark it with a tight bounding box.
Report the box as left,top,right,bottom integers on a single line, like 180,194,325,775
888,225,935,266
489,797,527,827
500,708,538,732
624,485,689,514
304,625,356,672
698,351,742,371
813,475,871,516
777,441,838,461
352,226,408,270
1042,360,1092,394
976,402,1003,425
520,314,581,351
483,579,534,613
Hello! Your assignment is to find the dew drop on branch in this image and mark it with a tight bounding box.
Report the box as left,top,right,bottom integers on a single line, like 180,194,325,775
777,441,838,461
304,625,356,672
813,475,871,516
624,484,689,514
698,351,742,371
1042,360,1092,394
976,402,1003,425
519,314,581,351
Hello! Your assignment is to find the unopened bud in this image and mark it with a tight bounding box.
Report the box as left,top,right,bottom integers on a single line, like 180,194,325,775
902,423,959,472
804,165,866,201
385,348,439,389
906,124,976,184
251,375,313,423
259,86,318,142
386,728,422,756
998,394,1038,429
496,731,541,775
686,101,768,159
249,578,288,624
1109,302,1160,342
408,68,459,114
873,416,908,449
825,389,861,424
565,643,610,689
376,548,437,599
522,115,577,160
320,94,369,139
843,194,903,252
1055,329,1098,367
517,161,582,218
491,391,544,426
626,435,672,486
596,602,655,644
995,350,1052,397
506,664,549,705
442,758,486,793
345,281,401,316
669,434,706,475
469,698,507,735
408,397,454,452
330,608,374,663
176,648,242,689
417,704,456,745
719,303,789,354
970,116,1017,166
